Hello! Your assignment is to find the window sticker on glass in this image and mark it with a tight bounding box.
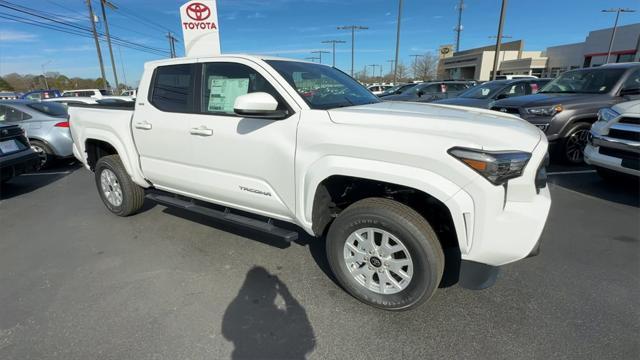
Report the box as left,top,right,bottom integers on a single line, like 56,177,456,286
208,78,250,113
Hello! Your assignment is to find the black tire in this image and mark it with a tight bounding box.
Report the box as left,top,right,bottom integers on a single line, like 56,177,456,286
94,154,145,217
326,198,444,311
29,140,53,169
561,122,591,164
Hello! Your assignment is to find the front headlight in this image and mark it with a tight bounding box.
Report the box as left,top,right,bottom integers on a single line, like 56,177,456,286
597,107,619,123
449,147,531,185
525,104,563,117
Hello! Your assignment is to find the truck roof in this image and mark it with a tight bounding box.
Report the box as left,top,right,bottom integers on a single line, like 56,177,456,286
144,54,322,68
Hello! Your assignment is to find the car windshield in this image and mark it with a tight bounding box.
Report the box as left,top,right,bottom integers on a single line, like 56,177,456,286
265,60,380,110
458,81,506,99
381,83,416,96
539,68,626,94
99,89,113,96
27,102,68,117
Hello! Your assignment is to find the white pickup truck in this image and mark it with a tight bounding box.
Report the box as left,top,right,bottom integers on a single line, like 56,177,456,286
69,55,551,310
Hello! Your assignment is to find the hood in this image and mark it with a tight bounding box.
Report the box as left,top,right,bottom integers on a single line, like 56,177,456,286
432,97,491,109
491,92,609,108
612,99,640,114
327,101,542,152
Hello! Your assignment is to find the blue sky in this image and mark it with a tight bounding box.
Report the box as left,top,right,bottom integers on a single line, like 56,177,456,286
1,0,638,86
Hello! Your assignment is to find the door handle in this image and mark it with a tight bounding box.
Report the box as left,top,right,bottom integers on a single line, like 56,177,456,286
134,122,152,130
190,126,213,136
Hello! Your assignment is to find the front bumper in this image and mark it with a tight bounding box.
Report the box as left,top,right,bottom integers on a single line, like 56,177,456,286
445,138,552,267
584,137,640,176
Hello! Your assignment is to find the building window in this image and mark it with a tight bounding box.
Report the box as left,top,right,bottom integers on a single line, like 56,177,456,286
583,56,592,68
617,53,635,63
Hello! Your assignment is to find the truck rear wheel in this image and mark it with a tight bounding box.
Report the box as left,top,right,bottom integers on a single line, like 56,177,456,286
94,155,145,217
326,198,444,311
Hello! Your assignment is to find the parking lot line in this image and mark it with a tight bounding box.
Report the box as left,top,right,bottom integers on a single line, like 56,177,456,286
547,170,596,176
22,171,72,176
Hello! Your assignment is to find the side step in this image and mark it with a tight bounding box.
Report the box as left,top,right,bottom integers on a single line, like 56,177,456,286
146,193,298,242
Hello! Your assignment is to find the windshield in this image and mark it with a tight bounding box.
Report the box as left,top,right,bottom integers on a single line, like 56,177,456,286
265,60,380,110
459,81,506,99
539,68,626,94
27,102,68,117
381,83,416,96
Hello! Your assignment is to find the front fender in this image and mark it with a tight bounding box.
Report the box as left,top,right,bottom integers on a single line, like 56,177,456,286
297,155,465,235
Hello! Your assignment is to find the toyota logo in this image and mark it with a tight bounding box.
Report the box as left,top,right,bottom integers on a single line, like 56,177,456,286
186,2,211,21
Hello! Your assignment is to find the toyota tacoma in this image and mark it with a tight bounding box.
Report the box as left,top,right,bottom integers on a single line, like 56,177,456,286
68,55,551,310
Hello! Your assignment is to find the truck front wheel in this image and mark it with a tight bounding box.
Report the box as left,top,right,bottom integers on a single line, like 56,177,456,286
326,198,444,311
94,155,145,217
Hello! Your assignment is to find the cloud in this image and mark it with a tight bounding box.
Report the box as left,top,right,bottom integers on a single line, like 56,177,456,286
244,48,384,55
433,15,444,19
247,12,266,19
0,30,37,42
385,12,391,16
43,45,94,53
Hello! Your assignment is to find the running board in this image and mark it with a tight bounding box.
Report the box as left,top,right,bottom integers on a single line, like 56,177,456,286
146,193,298,242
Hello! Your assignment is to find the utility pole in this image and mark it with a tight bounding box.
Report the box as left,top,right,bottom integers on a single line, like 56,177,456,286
117,45,127,87
393,0,404,84
86,0,107,88
491,0,508,81
367,64,377,83
41,60,51,90
166,32,179,58
410,54,422,79
602,8,636,64
304,56,320,63
321,40,346,67
337,25,368,77
454,0,465,52
311,50,330,65
100,0,119,90
387,59,395,76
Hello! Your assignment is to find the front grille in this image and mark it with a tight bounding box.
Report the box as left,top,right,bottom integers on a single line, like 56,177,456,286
619,117,640,125
0,126,23,140
490,106,520,114
599,147,640,170
608,129,640,142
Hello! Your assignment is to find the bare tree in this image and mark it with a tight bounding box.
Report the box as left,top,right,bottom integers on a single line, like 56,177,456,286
412,52,439,81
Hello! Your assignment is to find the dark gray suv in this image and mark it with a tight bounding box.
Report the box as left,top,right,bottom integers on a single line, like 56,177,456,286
491,63,640,163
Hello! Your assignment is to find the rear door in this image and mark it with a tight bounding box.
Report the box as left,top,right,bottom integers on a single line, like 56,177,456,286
132,63,200,194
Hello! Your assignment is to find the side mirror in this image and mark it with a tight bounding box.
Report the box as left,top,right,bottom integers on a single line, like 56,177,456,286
496,93,508,100
234,92,288,120
416,90,424,97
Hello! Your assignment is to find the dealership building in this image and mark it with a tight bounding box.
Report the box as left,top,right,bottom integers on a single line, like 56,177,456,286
438,23,640,80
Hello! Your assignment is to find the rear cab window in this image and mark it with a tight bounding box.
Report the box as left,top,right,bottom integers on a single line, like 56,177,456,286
27,102,68,117
149,64,196,113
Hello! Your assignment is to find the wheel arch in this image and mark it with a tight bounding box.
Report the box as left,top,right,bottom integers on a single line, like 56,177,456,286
82,130,148,187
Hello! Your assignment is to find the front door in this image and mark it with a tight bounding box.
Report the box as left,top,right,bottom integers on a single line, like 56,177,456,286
186,60,299,220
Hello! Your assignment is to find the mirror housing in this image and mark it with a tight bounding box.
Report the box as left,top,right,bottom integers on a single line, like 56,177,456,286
234,92,288,120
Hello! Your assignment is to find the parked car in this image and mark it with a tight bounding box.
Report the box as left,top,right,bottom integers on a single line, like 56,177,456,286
494,75,538,80
378,83,418,98
20,89,61,101
0,92,18,100
61,89,112,98
0,124,40,183
45,97,133,106
0,100,72,168
433,79,551,109
367,85,393,95
585,100,640,179
69,55,550,310
490,63,640,163
383,81,472,102
44,97,98,105
121,89,137,97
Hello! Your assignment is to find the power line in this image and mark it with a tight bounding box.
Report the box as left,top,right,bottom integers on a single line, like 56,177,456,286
0,1,170,55
109,0,180,35
0,12,169,56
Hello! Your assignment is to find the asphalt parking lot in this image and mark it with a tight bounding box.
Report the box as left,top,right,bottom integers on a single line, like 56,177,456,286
0,163,638,360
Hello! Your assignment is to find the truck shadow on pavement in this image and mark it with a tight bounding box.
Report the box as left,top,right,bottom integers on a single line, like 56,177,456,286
0,163,80,200
222,266,316,360
548,172,640,207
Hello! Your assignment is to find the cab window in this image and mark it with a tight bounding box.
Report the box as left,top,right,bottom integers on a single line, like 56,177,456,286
200,62,284,115
150,64,196,113
0,105,31,122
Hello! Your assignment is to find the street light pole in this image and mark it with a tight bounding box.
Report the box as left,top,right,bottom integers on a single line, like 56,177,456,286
311,50,330,65
491,0,508,81
321,40,346,67
337,25,368,77
393,0,404,84
410,54,421,79
602,8,636,64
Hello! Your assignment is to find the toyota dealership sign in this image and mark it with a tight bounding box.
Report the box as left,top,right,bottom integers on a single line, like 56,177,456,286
180,0,220,57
